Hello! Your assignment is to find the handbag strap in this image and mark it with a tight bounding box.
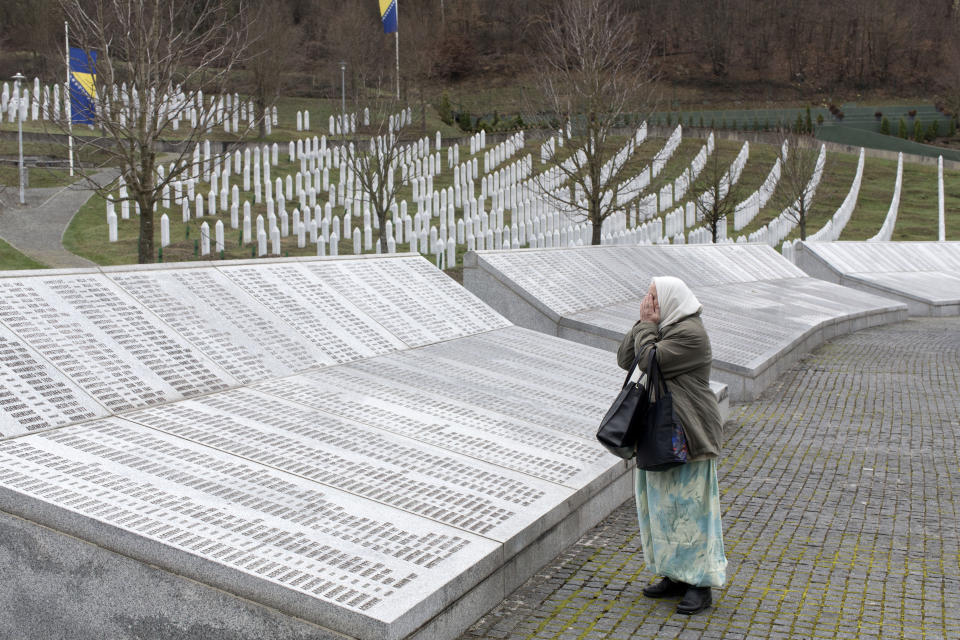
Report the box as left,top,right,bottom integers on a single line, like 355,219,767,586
645,346,666,400
620,352,642,389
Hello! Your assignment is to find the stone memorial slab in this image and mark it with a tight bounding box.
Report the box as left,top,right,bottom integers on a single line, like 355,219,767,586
796,241,960,316
465,245,907,400
107,266,333,383
0,417,499,639
0,322,106,437
217,262,406,362
252,327,621,489
0,255,638,640
124,386,576,549
305,256,509,347
0,273,236,415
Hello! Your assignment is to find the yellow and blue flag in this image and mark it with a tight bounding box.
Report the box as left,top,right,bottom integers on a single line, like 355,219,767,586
380,0,397,34
69,47,97,125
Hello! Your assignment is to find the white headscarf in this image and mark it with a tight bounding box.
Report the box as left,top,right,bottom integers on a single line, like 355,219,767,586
652,276,702,329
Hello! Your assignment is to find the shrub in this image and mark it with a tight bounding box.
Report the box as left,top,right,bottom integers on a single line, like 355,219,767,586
950,118,957,137
795,113,804,133
753,117,760,131
764,119,770,131
666,112,672,126
880,116,890,135
457,109,473,132
913,119,923,141
688,116,694,127
710,119,715,129
928,120,939,140
817,114,824,126
721,119,727,129
699,115,704,128
437,93,454,125
805,106,813,133
898,118,908,139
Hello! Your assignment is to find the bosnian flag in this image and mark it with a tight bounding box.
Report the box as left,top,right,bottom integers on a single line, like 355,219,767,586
380,0,397,34
69,47,97,125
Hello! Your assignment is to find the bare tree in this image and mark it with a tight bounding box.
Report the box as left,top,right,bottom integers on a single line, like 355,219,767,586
531,0,656,245
246,0,297,139
690,145,747,243
342,96,409,254
770,132,825,240
52,0,254,263
699,0,733,78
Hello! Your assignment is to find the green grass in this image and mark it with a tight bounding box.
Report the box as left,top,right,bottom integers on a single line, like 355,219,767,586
0,165,80,189
841,155,960,241
0,237,47,270
783,150,859,242
841,156,898,240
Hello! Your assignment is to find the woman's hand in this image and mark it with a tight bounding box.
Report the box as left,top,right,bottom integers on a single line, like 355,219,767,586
639,293,660,324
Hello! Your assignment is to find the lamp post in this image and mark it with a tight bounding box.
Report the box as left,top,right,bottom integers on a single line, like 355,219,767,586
339,62,346,134
12,72,25,205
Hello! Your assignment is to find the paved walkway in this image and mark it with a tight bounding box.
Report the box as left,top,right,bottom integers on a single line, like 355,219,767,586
461,317,960,640
0,169,116,268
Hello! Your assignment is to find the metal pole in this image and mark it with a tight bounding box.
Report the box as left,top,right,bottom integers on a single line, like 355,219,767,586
13,73,25,205
66,21,74,177
395,32,400,101
340,62,345,120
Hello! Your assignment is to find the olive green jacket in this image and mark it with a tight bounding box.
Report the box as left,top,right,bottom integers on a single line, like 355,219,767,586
616,313,723,460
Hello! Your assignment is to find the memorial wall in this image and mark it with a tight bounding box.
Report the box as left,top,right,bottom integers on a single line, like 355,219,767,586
0,255,632,640
463,244,908,401
795,241,960,316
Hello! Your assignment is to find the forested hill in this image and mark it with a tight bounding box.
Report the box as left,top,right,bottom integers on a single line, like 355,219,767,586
3,0,958,103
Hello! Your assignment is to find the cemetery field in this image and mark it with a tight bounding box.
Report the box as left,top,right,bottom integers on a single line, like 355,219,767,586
0,94,466,146
30,132,960,276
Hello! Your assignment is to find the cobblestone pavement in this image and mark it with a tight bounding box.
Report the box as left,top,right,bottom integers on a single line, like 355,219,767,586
461,318,960,640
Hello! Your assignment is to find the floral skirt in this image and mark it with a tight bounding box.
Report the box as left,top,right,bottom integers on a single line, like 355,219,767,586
634,459,727,587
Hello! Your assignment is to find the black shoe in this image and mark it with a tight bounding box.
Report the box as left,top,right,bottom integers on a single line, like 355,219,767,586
642,576,689,598
676,586,712,614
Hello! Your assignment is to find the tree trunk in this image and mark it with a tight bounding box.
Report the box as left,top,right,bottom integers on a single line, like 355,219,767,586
590,196,603,245
799,205,807,240
257,95,267,139
137,198,154,263
591,217,603,245
378,210,389,253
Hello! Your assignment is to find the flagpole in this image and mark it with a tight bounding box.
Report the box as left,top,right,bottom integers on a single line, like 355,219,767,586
395,32,400,100
65,21,74,177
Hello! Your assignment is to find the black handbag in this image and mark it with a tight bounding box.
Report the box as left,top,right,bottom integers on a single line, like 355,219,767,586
636,347,690,471
596,351,650,459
